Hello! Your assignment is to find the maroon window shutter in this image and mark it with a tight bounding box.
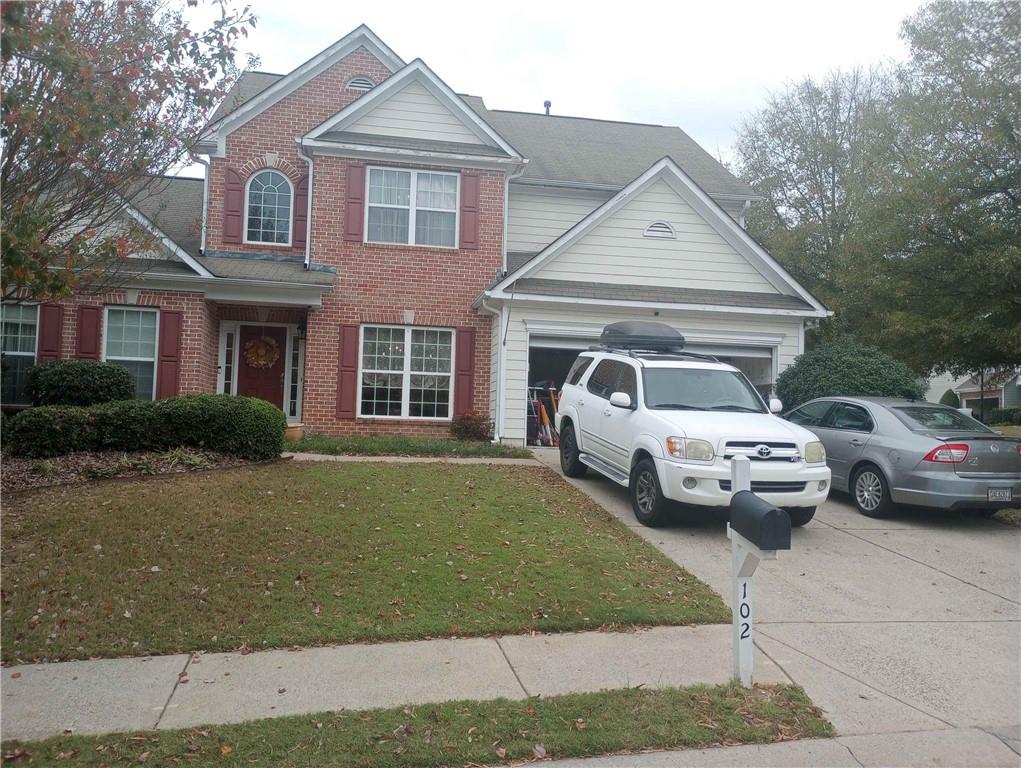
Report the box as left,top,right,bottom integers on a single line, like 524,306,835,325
336,324,360,419
343,162,366,242
453,326,476,417
155,310,183,399
459,172,480,250
76,305,102,360
293,173,310,249
36,303,64,363
223,167,244,245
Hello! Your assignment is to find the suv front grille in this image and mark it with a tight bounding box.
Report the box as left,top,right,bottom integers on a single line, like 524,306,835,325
719,480,807,493
723,441,801,462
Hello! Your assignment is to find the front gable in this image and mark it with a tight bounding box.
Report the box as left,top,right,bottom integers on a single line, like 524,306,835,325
346,80,484,145
491,158,827,315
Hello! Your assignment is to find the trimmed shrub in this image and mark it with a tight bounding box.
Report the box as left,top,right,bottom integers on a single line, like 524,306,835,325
776,339,925,410
6,394,286,460
987,407,1021,426
27,360,134,406
450,411,493,442
5,406,96,457
939,389,960,408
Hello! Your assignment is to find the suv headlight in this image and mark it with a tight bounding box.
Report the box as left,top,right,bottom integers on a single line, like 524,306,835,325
666,437,715,462
805,441,826,464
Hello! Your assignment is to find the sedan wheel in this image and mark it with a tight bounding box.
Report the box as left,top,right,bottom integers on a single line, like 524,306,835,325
851,465,895,518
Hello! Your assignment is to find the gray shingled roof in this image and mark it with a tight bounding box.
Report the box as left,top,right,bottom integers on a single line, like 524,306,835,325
209,72,754,196
317,130,510,157
198,251,336,286
209,71,284,124
132,176,204,257
510,278,812,311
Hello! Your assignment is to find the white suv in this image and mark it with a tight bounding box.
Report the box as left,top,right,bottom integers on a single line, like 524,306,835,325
555,325,830,527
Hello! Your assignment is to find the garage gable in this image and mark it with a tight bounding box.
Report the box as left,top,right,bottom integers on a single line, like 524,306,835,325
491,158,827,313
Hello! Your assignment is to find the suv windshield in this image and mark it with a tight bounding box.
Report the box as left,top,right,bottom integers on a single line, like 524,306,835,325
893,406,994,433
643,368,766,413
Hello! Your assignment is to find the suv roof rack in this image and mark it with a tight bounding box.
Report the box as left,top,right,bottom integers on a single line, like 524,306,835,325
586,345,721,364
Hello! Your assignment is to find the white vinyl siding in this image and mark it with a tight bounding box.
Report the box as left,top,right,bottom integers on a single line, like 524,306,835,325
506,185,613,254
348,80,484,145
499,303,803,443
528,180,777,293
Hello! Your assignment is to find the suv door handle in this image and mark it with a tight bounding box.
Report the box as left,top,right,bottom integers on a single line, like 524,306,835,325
849,438,865,447
603,408,612,416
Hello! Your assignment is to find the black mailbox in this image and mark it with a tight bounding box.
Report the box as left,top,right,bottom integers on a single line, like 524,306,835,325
730,491,791,551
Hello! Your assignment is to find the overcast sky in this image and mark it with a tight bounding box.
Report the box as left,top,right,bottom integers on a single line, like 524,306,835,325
188,0,925,169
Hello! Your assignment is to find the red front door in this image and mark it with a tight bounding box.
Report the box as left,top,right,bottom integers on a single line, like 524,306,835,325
236,325,287,409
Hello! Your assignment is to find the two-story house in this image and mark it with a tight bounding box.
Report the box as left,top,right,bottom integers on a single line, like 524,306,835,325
1,24,828,445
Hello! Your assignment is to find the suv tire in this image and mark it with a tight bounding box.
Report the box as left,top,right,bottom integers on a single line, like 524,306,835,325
559,423,587,478
850,464,896,518
629,458,670,527
785,506,816,527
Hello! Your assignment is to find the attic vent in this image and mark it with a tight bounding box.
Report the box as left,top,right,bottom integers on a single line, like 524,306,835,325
347,76,375,91
643,221,676,239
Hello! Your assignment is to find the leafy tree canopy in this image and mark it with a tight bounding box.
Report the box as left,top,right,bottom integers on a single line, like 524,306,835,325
1,0,255,300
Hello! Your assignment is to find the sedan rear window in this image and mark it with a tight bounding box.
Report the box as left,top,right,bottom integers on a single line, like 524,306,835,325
893,406,994,433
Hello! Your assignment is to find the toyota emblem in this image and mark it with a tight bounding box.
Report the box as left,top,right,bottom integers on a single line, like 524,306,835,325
756,444,772,458
989,443,1000,453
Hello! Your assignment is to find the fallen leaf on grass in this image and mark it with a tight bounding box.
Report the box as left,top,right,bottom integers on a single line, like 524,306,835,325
574,718,586,731
533,743,546,758
494,746,507,758
220,745,234,755
2,748,31,762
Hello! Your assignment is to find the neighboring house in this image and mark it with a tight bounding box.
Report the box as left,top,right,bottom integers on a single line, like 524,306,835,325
954,371,1021,416
0,25,828,445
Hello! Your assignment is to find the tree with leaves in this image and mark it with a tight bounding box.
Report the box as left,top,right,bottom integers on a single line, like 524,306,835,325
736,1,1021,378
1,0,256,301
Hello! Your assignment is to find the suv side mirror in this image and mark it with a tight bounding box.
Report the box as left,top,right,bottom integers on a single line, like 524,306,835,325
769,398,783,414
610,391,633,409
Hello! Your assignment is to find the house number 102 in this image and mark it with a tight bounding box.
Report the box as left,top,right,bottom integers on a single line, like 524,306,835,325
739,582,751,639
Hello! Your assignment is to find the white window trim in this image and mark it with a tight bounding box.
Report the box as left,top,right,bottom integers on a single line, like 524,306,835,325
356,324,455,421
217,321,304,423
243,169,294,247
1,302,40,406
364,166,460,250
102,306,160,400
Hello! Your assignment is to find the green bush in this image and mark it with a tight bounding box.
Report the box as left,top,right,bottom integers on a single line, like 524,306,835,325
450,411,493,442
987,407,1021,426
939,389,960,408
5,406,96,457
27,360,134,406
6,394,286,460
776,339,925,409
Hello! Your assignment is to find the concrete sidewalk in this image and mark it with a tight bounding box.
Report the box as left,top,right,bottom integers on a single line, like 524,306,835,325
1,625,787,742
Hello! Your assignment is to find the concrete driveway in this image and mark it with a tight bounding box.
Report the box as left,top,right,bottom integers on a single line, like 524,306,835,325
534,448,1021,748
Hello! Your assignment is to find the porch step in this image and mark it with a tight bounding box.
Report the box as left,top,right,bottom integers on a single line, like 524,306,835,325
284,423,305,442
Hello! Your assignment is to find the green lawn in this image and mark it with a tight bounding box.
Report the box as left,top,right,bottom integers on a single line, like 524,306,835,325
1,462,727,662
1,684,831,767
286,434,532,458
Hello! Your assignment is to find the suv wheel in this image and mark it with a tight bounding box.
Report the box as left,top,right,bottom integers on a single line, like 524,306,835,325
851,464,895,518
784,506,816,527
559,423,587,478
630,458,670,527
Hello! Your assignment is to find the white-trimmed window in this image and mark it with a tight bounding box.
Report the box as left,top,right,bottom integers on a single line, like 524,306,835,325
245,169,292,245
366,168,458,248
359,325,454,419
1,303,38,405
104,307,158,399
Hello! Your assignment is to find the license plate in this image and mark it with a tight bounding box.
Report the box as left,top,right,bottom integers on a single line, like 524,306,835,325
988,488,1012,502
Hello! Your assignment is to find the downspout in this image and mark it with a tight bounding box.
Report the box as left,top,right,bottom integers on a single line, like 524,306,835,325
297,138,315,269
479,297,503,442
493,161,527,440
502,163,527,272
191,153,210,254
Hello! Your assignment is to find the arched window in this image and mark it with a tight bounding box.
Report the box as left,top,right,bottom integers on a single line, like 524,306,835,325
346,76,375,91
245,170,292,245
643,221,676,239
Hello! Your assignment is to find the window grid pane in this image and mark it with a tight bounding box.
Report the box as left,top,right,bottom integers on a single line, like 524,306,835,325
1,304,38,355
365,169,458,247
360,326,453,418
367,207,409,244
288,339,300,418
246,170,291,244
368,169,411,206
414,210,456,248
105,309,157,400
416,173,457,210
361,373,403,416
223,331,235,395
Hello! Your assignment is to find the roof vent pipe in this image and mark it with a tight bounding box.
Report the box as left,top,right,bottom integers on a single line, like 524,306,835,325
543,100,551,115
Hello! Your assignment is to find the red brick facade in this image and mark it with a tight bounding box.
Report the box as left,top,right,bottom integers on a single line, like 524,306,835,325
35,42,504,438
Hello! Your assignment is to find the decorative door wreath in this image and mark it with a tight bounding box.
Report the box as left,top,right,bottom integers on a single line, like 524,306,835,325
243,335,280,369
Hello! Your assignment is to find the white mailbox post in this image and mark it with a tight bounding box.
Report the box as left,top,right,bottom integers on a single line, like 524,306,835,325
726,455,791,687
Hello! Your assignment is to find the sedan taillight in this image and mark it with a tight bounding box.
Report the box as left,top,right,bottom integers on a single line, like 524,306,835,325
923,443,970,463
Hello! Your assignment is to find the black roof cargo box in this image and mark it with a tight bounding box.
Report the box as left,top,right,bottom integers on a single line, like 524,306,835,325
599,321,685,351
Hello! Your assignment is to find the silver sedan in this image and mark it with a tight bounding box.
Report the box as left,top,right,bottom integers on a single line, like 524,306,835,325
783,397,1021,517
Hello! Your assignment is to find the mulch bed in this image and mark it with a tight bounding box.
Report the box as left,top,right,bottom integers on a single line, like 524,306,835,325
1,449,250,494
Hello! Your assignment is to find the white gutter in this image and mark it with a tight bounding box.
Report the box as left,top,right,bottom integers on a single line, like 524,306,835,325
501,163,528,273
190,153,210,253
296,138,315,269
